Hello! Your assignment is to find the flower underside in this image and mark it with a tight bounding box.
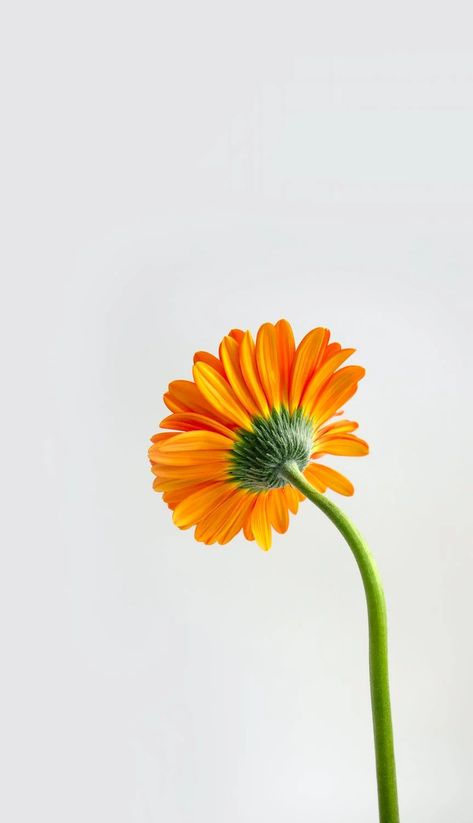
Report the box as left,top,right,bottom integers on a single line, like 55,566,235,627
149,320,369,549
229,408,314,491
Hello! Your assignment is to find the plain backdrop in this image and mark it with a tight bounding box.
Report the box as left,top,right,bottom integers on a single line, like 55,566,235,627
2,2,473,821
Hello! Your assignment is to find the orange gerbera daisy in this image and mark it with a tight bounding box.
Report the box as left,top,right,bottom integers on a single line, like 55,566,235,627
149,321,368,550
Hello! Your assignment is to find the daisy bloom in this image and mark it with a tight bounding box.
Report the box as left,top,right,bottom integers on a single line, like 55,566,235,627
148,321,368,550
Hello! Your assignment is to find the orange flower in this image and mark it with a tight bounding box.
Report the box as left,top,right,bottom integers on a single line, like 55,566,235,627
149,322,368,550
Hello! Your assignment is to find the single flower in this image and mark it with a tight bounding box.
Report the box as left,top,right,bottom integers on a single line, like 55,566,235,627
148,321,368,550
148,322,400,821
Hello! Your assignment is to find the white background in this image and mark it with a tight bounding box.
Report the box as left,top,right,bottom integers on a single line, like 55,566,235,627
2,2,473,821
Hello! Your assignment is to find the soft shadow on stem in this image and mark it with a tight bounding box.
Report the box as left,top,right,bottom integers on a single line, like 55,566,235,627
280,461,400,823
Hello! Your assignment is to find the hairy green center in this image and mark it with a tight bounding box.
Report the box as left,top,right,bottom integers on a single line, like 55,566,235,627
228,407,314,491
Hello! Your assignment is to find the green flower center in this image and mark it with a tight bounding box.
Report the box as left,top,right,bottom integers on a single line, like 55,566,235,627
228,407,314,491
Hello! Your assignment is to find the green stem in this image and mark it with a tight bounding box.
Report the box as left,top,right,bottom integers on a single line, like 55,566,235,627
280,461,400,823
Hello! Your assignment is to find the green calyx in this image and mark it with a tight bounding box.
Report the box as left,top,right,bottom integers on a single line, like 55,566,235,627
228,407,314,491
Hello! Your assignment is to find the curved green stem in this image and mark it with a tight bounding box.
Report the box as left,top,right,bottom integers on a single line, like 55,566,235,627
280,461,400,823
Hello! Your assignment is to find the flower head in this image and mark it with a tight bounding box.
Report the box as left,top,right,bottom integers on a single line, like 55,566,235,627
149,321,368,550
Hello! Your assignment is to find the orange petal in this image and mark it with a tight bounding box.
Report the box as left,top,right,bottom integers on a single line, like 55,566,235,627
152,430,233,453
251,493,272,550
275,319,295,405
153,475,216,493
312,433,369,457
149,431,233,466
243,500,256,540
193,362,253,430
320,341,341,364
173,482,235,529
219,335,260,416
162,481,212,509
194,350,226,377
150,432,177,444
256,323,281,410
316,419,359,438
289,327,330,413
159,413,237,440
303,463,327,492
163,393,187,414
194,488,245,544
243,522,254,540
267,489,290,534
164,380,214,416
217,491,257,544
283,483,302,513
151,461,229,482
312,366,366,426
239,331,270,417
151,451,229,468
300,348,356,417
228,328,245,343
306,463,354,496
